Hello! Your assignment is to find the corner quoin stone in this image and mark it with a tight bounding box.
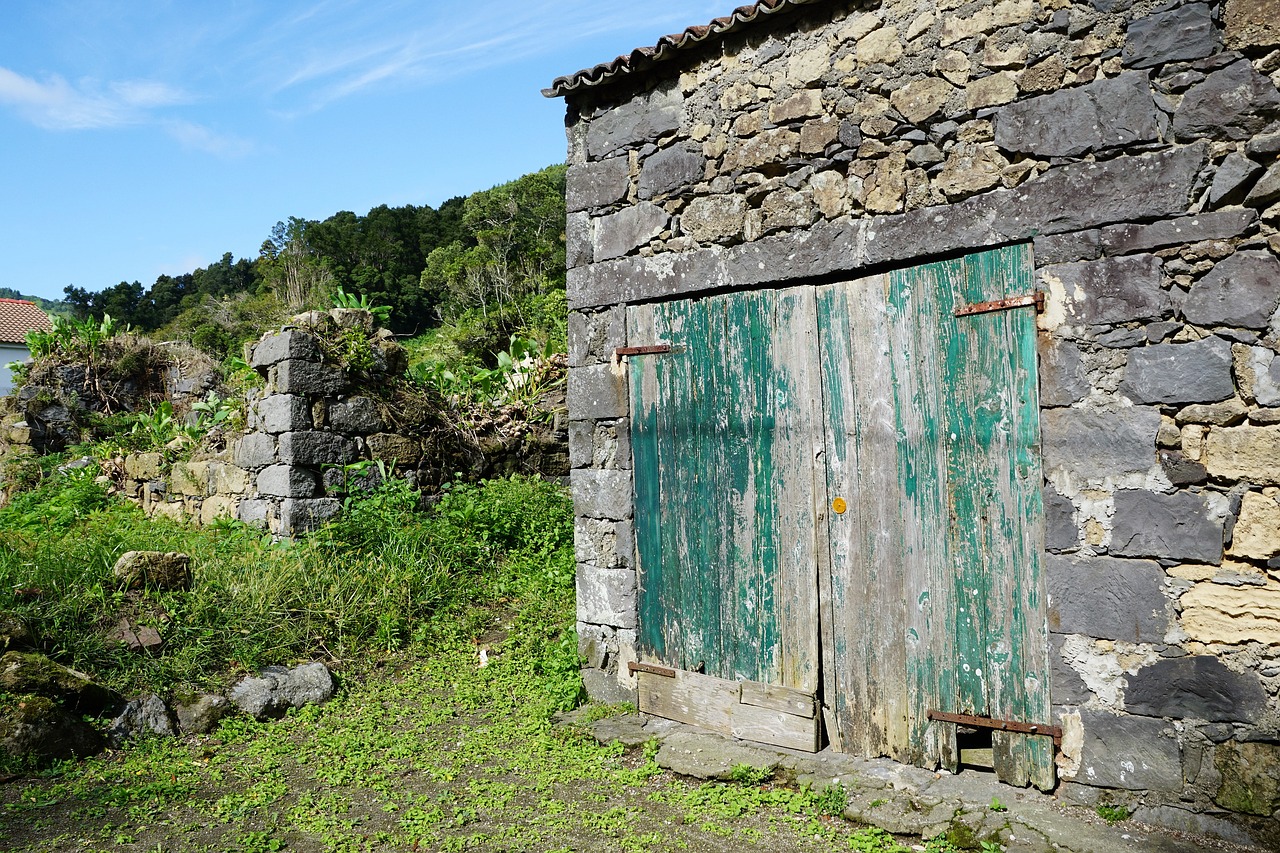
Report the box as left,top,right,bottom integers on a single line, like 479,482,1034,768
250,330,320,369
567,364,629,420
234,432,277,469
571,469,633,520
256,464,318,498
255,394,311,434
576,566,637,628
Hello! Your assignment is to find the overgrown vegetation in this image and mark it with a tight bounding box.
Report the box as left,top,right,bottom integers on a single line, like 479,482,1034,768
0,472,573,697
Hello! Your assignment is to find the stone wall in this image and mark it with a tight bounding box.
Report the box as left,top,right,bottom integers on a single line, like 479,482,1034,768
558,0,1280,843
119,310,569,537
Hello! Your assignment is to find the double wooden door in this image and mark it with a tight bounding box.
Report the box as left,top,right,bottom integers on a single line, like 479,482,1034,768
627,244,1054,789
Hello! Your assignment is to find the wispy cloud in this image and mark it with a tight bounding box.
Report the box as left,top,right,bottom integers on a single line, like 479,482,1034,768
0,66,189,130
259,0,729,113
164,120,253,158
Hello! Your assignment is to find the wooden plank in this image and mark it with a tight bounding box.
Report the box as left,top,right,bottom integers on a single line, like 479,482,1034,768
818,275,911,761
887,259,958,773
740,681,817,718
637,669,821,752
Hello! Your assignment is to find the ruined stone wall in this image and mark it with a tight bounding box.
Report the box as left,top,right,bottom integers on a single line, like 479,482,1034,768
562,0,1280,842
120,311,569,537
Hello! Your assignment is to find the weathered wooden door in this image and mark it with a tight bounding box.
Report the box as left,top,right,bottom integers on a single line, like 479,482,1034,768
626,245,1051,785
817,245,1053,789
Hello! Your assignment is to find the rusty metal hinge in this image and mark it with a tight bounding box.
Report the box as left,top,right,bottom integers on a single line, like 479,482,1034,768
927,709,1062,745
954,292,1045,317
615,345,676,357
628,661,677,678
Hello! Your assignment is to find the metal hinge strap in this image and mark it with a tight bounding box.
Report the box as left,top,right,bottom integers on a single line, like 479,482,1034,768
927,709,1062,745
954,292,1045,317
615,345,675,356
628,661,677,678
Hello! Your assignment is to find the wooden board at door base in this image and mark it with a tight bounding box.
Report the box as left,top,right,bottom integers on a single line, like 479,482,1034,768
635,667,821,752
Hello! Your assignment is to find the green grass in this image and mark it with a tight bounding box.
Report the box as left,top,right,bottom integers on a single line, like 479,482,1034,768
0,463,924,851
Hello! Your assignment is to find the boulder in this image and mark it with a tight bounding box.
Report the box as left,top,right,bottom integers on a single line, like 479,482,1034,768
112,551,191,590
175,694,231,735
106,694,176,747
229,662,336,721
0,652,116,715
0,695,104,765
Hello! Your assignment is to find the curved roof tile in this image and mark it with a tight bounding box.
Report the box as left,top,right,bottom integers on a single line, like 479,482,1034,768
544,0,824,98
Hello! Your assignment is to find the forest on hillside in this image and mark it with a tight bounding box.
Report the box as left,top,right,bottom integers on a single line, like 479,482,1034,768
55,164,568,363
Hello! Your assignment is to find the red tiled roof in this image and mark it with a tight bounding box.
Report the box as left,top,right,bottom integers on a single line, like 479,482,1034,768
0,299,52,345
544,0,825,98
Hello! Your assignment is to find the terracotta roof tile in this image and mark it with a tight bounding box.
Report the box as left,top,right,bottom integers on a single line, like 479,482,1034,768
544,0,825,98
0,299,52,345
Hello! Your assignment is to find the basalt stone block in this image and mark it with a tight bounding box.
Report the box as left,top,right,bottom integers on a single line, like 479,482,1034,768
1098,209,1257,255
1124,4,1219,68
1044,487,1079,551
568,306,626,367
280,499,341,535
1209,152,1264,207
1121,337,1235,405
571,469,633,520
586,85,683,160
1173,59,1280,141
278,431,353,467
566,156,630,213
638,146,704,200
566,211,591,269
568,364,629,420
994,72,1159,157
1077,711,1182,791
1034,338,1085,407
256,394,311,434
1044,254,1169,326
234,432,277,469
250,330,320,369
328,397,383,434
256,464,318,498
1111,489,1224,564
1184,251,1280,330
236,499,276,528
1033,231,1102,264
1049,633,1093,705
593,202,669,262
272,359,345,395
1246,160,1280,208
1046,553,1168,642
1041,406,1160,484
1126,656,1267,722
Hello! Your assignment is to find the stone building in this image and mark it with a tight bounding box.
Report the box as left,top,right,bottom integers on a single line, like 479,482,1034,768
547,0,1280,843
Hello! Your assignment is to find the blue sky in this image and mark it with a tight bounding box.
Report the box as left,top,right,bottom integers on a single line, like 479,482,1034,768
0,1,728,302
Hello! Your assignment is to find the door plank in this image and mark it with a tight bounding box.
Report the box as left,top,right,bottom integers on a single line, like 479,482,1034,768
818,275,913,761
886,260,960,773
